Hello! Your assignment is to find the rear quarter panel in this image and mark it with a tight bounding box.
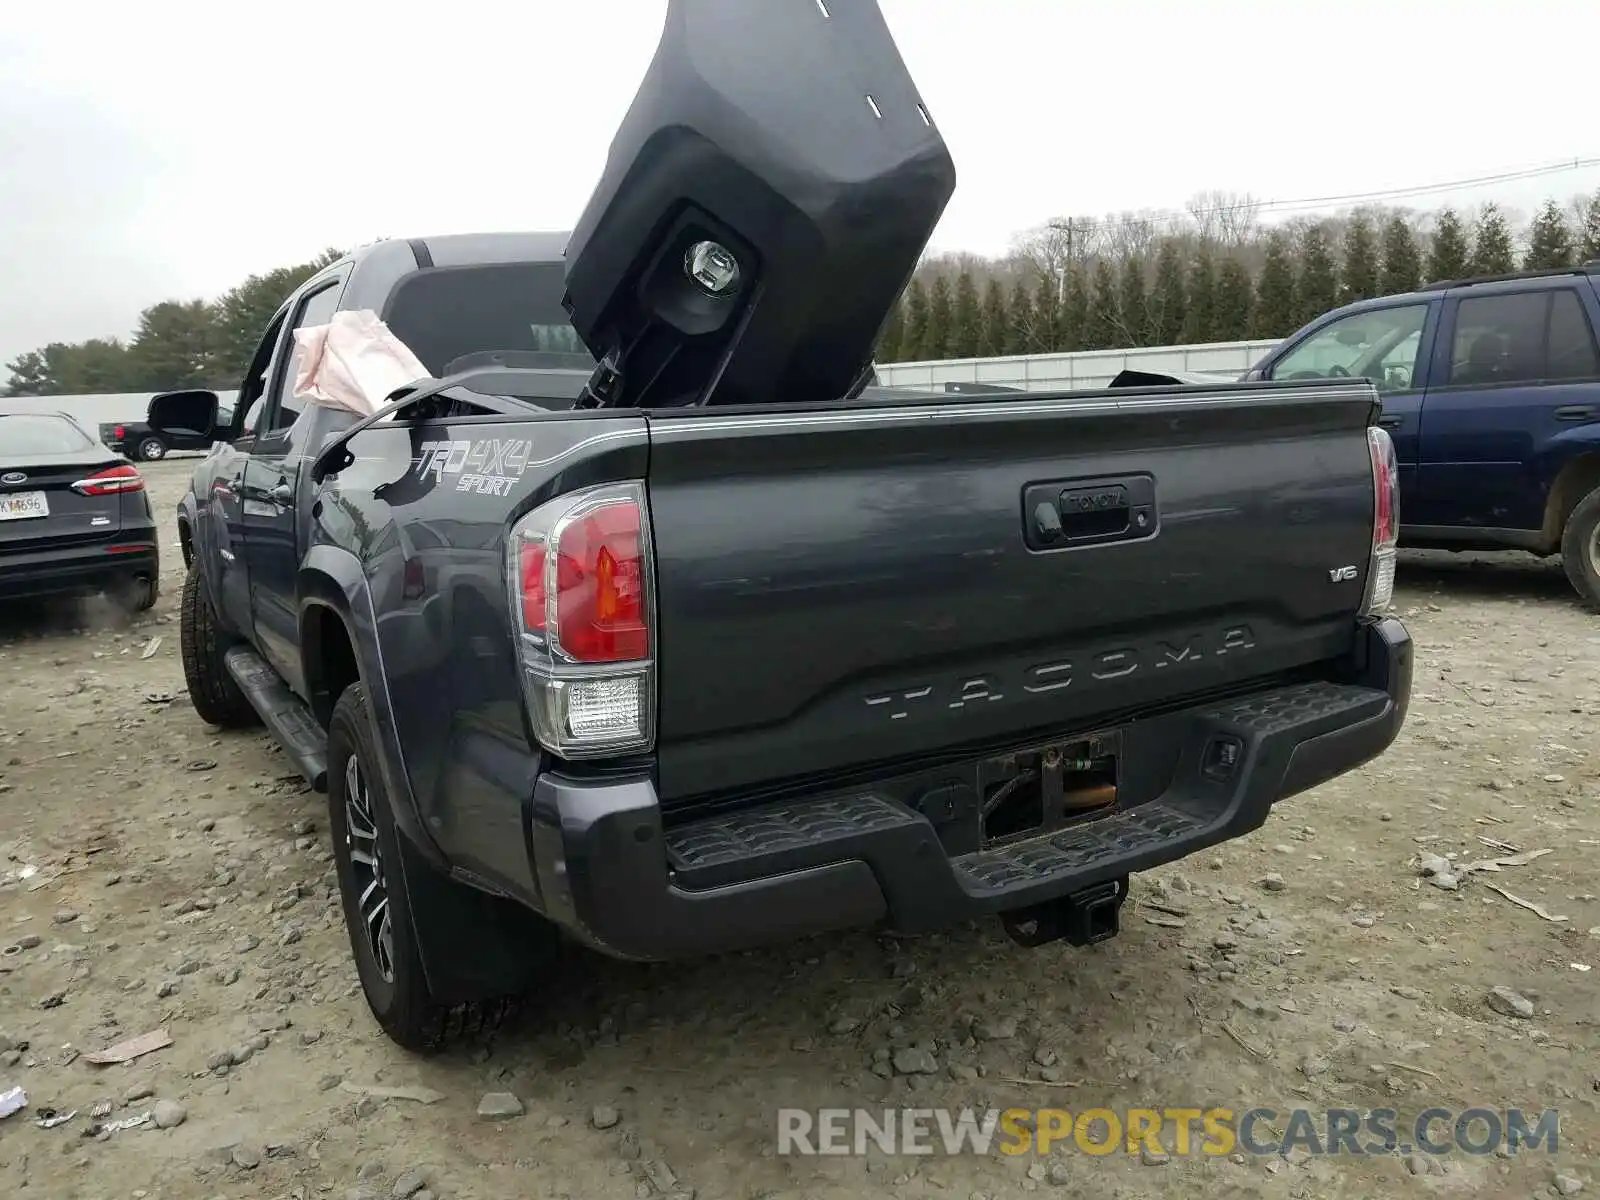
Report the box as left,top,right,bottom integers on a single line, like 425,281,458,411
311,411,648,899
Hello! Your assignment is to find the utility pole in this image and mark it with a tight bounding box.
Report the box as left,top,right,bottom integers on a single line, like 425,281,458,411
1051,217,1080,301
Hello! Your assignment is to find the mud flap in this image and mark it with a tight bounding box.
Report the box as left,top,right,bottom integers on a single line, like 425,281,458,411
389,823,562,1007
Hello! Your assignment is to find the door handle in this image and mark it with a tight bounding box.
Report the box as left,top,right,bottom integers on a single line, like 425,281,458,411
1554,405,1596,422
1023,474,1157,550
1378,415,1404,428
269,481,294,507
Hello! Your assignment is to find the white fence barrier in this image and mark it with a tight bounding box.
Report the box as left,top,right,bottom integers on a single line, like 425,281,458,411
4,339,1290,422
1,390,241,427
874,339,1283,393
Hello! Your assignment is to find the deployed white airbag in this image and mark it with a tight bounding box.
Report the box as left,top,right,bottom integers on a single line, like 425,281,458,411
291,309,428,417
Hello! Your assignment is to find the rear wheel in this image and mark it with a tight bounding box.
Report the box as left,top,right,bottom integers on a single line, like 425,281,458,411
1560,486,1600,612
136,435,167,461
328,683,524,1052
179,562,259,728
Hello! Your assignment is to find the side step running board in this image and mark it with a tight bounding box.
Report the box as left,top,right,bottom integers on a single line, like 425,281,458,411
223,645,330,791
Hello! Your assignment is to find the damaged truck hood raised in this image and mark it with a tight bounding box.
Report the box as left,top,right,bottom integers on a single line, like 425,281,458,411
560,0,956,409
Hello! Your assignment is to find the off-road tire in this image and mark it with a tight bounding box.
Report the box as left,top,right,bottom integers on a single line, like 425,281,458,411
327,683,517,1052
179,563,259,728
1562,486,1600,612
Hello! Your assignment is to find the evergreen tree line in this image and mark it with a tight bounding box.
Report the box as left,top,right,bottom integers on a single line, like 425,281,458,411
876,192,1600,364
3,249,344,397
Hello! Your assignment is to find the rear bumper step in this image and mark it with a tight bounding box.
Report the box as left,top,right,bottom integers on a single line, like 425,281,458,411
528,617,1412,961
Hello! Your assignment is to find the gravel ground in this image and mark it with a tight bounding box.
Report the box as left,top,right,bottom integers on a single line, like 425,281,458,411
1,457,1596,1200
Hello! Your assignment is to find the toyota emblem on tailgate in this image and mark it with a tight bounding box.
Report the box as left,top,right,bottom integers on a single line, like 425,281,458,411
1,472,25,484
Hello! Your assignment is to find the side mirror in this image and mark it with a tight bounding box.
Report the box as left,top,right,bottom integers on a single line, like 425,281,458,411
562,0,955,409
147,389,224,442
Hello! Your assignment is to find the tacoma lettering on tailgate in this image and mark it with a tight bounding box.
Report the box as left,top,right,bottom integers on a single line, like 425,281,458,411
863,625,1256,722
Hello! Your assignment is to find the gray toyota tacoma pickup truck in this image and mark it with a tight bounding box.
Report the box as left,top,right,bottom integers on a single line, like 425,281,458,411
151,0,1412,1051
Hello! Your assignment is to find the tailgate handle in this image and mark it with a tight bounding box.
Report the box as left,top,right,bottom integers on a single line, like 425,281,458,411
1023,475,1157,552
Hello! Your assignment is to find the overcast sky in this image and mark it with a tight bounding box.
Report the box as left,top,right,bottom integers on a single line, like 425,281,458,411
2,0,1596,368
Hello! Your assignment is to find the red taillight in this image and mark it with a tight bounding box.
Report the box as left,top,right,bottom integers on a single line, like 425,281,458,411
555,501,648,663
519,542,591,635
508,482,655,759
72,465,144,496
1369,426,1398,547
519,543,547,630
1363,426,1399,616
113,426,126,439
517,501,646,662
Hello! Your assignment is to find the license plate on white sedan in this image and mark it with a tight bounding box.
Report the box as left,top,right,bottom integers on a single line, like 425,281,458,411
0,491,49,521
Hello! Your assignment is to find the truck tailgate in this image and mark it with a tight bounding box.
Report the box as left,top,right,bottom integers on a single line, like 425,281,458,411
644,382,1380,803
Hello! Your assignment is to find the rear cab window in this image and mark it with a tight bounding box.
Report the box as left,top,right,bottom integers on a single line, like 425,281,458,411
381,262,596,377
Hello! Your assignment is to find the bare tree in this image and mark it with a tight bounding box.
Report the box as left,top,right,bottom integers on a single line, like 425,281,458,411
1012,220,1087,285
1101,210,1163,266
1186,191,1223,246
1184,190,1263,250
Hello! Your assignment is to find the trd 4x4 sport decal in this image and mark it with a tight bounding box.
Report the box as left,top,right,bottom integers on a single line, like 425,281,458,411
411,438,536,497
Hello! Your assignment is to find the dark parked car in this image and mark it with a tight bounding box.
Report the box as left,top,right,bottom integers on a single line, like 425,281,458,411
151,0,1411,1052
1247,263,1600,607
100,401,234,461
0,412,158,611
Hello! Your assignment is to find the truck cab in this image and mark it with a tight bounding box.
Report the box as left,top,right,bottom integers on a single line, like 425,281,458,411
1249,263,1600,607
173,234,594,697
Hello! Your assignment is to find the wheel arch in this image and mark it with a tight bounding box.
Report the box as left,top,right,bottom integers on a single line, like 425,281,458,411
298,547,449,871
299,587,362,732
1540,450,1600,550
310,566,556,1020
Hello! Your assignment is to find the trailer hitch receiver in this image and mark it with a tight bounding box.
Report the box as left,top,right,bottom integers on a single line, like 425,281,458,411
1000,876,1127,949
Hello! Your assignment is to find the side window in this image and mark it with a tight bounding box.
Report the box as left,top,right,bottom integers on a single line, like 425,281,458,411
1268,304,1429,393
267,282,343,433
242,397,267,437
1444,288,1600,387
1377,330,1422,383
230,312,289,445
1546,289,1600,381
1448,292,1549,387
